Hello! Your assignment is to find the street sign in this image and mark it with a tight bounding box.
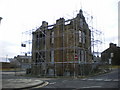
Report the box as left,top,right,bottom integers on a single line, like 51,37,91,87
75,55,78,60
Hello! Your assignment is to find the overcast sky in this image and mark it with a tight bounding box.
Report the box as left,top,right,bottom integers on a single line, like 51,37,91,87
0,0,119,60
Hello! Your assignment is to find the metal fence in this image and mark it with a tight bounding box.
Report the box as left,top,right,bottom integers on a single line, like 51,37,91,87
14,63,31,76
14,62,111,77
19,62,110,77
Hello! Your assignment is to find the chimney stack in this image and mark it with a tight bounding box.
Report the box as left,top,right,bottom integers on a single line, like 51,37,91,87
0,17,3,24
109,43,116,48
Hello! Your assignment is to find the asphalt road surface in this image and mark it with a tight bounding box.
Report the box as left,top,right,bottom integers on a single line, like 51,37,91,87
32,68,120,89
2,68,120,89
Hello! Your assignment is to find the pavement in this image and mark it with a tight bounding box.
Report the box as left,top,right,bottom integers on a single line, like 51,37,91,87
1,71,48,89
2,78,46,89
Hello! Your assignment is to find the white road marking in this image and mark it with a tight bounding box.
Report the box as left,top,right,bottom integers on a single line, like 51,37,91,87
95,79,103,81
33,82,49,88
90,86,102,88
113,79,119,82
35,80,42,82
88,79,94,80
82,86,102,88
82,87,90,88
49,82,56,84
82,78,119,82
104,79,112,81
81,79,87,80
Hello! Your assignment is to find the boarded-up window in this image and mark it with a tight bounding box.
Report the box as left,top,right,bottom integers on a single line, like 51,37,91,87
82,32,85,44
79,31,82,43
81,50,84,62
51,32,54,44
80,19,83,28
51,50,54,63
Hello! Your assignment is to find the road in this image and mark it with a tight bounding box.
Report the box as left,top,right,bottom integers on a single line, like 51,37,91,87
2,68,120,89
32,68,120,89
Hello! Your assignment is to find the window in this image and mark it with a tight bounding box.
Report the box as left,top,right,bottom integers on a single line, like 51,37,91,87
80,19,83,28
81,50,84,62
51,31,54,44
79,31,82,43
51,50,54,63
84,51,86,63
82,32,85,44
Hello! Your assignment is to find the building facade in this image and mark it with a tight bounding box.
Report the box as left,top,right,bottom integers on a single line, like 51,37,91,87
101,43,120,65
32,9,92,76
14,53,31,69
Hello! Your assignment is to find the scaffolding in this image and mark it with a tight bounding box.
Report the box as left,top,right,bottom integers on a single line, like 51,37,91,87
21,29,34,55
21,9,103,77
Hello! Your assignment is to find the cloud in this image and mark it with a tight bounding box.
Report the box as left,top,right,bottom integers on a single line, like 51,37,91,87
0,40,20,58
0,0,118,58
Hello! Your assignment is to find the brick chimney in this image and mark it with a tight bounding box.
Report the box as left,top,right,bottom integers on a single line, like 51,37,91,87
0,17,2,24
109,43,116,48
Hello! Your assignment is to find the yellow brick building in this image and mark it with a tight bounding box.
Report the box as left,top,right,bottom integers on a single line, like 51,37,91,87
32,9,92,76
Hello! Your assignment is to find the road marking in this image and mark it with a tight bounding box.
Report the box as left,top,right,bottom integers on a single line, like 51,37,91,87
81,79,87,80
113,79,119,82
82,86,102,88
33,82,49,88
95,79,103,81
34,80,41,82
90,86,102,88
49,82,56,84
88,79,94,81
81,78,119,82
104,79,112,82
82,87,90,88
